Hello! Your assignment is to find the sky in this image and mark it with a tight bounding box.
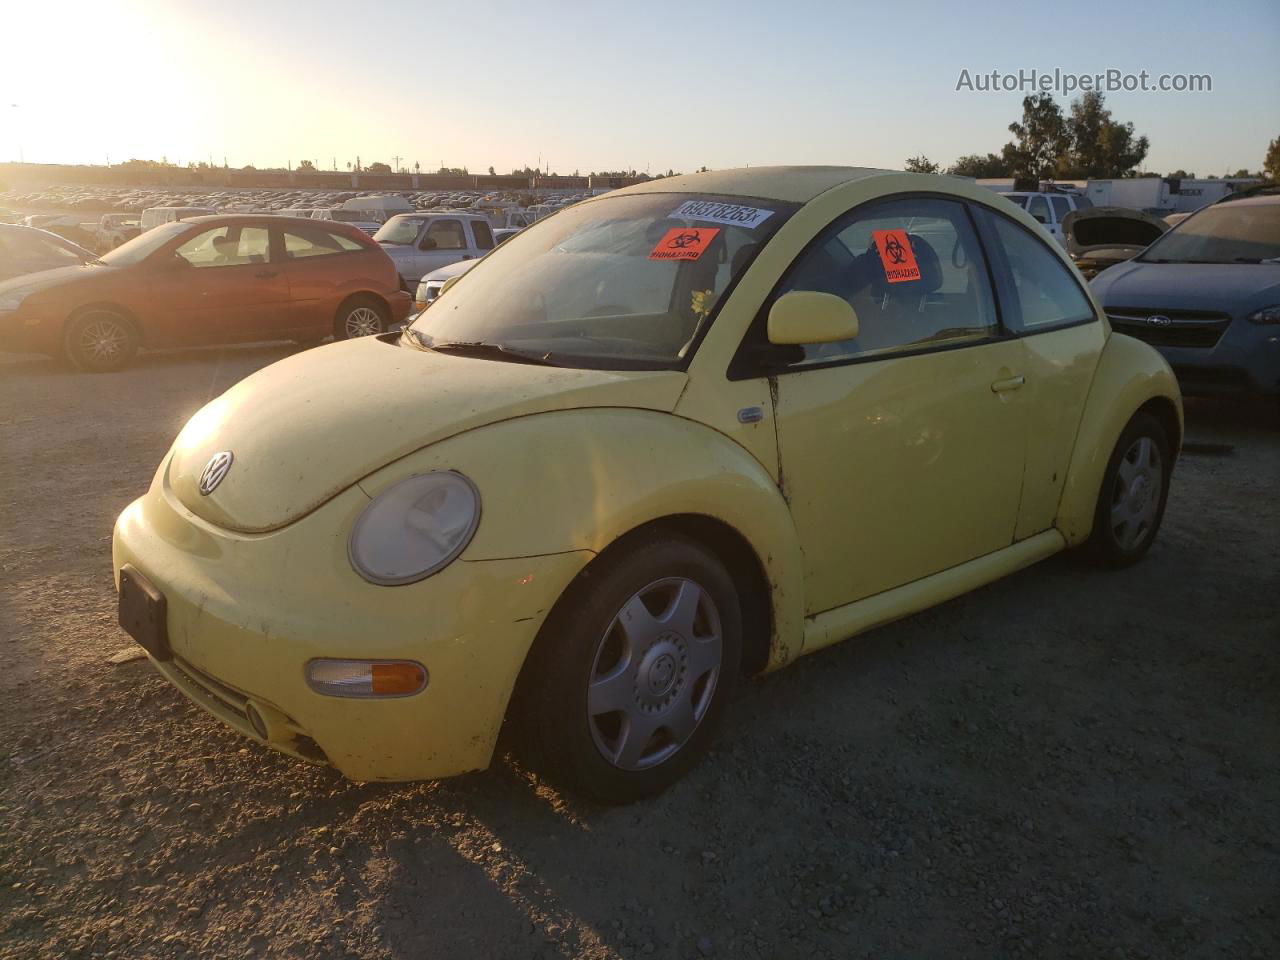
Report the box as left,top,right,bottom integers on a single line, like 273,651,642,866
2,0,1277,177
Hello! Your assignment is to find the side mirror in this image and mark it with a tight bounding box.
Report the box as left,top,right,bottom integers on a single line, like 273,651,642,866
164,254,192,270
767,291,859,345
418,237,438,251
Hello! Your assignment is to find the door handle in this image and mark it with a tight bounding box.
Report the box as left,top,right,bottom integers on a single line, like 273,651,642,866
255,270,278,279
991,375,1026,393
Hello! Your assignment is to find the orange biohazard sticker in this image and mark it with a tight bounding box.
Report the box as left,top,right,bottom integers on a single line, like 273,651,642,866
648,226,720,261
871,229,921,283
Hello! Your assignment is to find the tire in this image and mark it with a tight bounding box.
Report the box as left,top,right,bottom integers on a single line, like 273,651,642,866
1085,411,1172,566
516,532,742,804
63,309,138,372
334,296,388,340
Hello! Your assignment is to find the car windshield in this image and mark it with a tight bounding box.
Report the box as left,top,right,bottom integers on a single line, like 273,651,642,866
1138,200,1280,264
100,221,191,266
405,192,798,370
374,216,426,245
328,210,367,222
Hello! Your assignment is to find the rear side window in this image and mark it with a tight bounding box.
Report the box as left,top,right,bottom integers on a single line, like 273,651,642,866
978,210,1096,332
283,225,362,259
769,196,999,366
1051,196,1071,222
1026,195,1051,225
472,220,494,250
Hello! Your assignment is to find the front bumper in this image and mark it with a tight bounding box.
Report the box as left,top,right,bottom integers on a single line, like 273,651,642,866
1106,314,1280,396
387,289,413,325
0,309,57,354
112,466,591,781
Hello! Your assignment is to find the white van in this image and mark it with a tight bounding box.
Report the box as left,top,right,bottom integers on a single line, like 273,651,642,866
340,195,414,223
139,206,216,232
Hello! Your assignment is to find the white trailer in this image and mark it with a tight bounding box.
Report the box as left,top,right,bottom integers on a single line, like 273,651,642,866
1085,179,1171,212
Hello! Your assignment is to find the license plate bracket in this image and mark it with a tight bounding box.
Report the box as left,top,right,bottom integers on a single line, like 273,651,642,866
117,564,170,661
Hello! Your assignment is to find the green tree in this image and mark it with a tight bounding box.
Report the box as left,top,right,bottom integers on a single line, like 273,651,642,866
1166,169,1195,179
296,159,317,173
948,153,1010,178
904,155,940,174
1004,93,1069,179
366,161,392,174
1265,136,1280,181
1059,91,1148,178
488,166,496,176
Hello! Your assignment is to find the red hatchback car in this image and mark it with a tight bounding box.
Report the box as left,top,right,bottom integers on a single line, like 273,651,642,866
0,215,412,371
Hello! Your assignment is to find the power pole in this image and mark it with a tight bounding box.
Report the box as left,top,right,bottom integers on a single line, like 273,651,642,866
392,154,404,173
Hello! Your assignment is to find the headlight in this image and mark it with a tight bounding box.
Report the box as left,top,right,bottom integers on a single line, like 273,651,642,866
348,471,480,585
1246,304,1280,325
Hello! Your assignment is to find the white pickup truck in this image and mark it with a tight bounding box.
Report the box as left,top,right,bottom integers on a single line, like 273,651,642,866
1001,192,1092,245
372,212,498,289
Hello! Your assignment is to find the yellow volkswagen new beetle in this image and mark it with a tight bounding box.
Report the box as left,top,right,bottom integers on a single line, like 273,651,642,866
114,167,1181,802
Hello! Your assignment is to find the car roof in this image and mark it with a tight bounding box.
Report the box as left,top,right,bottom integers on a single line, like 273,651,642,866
612,166,893,204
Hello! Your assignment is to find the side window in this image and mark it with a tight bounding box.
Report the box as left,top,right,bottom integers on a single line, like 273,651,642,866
775,197,998,365
282,225,360,259
424,219,466,250
174,225,270,268
1050,196,1071,223
981,211,1096,332
471,220,495,250
1026,195,1051,225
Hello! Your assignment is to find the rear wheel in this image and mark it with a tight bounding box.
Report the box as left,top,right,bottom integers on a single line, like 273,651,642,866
63,309,138,372
517,533,741,803
1086,411,1171,566
335,296,388,340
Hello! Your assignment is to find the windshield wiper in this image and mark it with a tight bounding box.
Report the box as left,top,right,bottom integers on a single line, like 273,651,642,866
427,340,563,366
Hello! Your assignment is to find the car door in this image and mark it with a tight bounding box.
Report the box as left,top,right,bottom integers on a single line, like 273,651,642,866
971,205,1107,539
414,218,473,279
762,196,1030,614
1026,195,1059,243
149,223,290,344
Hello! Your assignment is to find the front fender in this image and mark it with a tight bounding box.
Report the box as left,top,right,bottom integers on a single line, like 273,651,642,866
357,408,807,669
1056,332,1183,545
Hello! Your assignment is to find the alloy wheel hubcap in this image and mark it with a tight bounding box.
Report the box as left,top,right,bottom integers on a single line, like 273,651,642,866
80,315,127,361
345,307,382,337
1110,436,1163,551
587,577,722,771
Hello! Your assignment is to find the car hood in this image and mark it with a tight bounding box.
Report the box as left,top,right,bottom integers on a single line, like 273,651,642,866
0,262,109,299
1062,207,1167,258
1091,260,1280,316
167,334,689,533
426,259,478,282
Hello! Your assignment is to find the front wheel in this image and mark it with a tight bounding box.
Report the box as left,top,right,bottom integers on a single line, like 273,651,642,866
517,533,742,803
334,296,388,340
1086,411,1172,566
63,309,138,372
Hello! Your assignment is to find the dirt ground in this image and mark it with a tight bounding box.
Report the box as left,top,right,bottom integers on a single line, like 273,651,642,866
1,343,1277,960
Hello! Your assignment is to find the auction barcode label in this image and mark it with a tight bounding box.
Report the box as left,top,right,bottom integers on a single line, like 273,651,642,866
669,200,774,229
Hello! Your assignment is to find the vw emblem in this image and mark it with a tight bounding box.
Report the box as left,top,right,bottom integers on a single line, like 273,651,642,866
1145,315,1173,327
198,451,234,496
